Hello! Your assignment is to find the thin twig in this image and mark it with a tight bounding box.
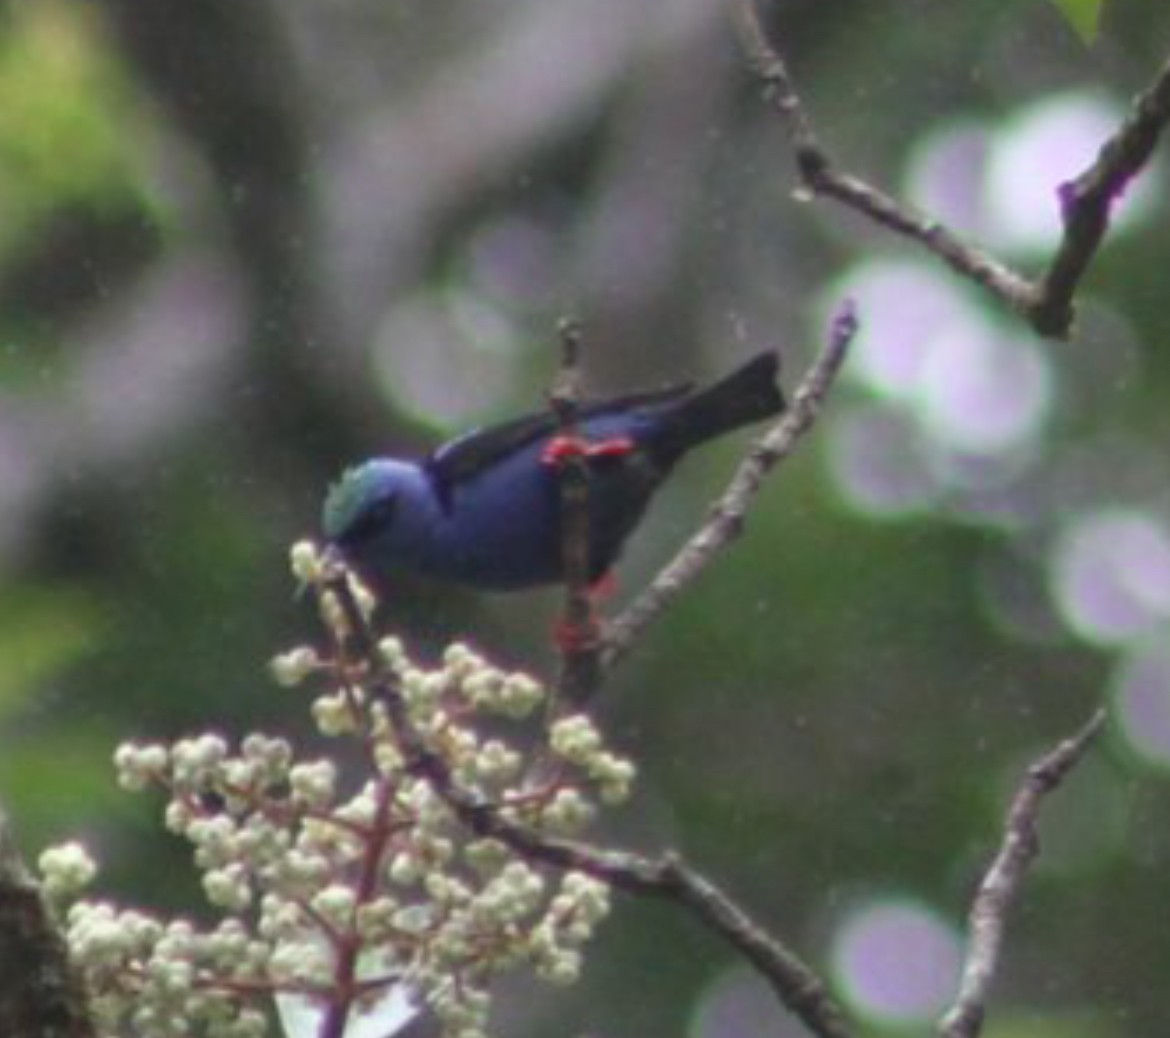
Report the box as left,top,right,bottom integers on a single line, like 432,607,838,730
601,300,857,671
548,318,604,706
730,0,1170,339
728,0,1036,313
324,568,854,1038
937,709,1109,1038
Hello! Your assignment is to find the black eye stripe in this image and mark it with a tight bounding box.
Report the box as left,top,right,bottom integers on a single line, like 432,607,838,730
341,494,397,544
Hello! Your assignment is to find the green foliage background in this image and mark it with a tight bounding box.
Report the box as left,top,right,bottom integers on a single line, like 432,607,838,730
1,0,1168,1035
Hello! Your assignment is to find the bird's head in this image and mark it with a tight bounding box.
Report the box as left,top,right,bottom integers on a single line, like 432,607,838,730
323,459,448,585
323,456,446,586
322,459,412,550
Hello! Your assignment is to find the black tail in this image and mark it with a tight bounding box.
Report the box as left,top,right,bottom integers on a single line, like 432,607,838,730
652,351,785,459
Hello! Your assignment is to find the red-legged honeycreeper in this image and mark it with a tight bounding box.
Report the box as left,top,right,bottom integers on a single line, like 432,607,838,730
323,351,784,591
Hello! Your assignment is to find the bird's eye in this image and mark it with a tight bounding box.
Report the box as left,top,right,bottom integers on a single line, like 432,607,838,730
340,493,397,544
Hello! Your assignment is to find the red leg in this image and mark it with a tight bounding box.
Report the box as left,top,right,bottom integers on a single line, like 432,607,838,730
588,570,618,601
541,434,636,467
585,436,635,459
554,614,601,653
541,435,589,466
552,573,617,652
542,432,632,652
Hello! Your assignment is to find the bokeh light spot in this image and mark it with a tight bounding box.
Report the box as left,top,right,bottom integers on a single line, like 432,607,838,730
984,91,1158,255
916,322,1051,455
825,259,1052,519
465,215,561,306
1114,640,1170,767
832,260,977,400
827,404,937,518
830,899,961,1025
905,119,991,239
1050,509,1170,646
373,289,519,428
690,966,807,1038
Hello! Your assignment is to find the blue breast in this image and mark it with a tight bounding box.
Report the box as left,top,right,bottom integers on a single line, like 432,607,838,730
424,411,663,589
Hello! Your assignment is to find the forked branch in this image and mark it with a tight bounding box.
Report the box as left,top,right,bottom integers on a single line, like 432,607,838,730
731,0,1170,338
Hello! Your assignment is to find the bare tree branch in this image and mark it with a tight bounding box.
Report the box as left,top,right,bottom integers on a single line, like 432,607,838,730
730,0,1170,339
547,318,605,706
601,300,856,671
937,709,1109,1038
325,565,855,1038
1034,56,1170,335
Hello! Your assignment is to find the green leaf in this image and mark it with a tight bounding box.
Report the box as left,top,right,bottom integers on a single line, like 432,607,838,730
1049,0,1104,43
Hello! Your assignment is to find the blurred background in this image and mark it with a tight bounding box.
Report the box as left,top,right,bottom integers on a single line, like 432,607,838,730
2,0,1170,1034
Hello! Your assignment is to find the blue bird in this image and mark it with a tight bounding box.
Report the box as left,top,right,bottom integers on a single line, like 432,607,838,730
323,352,784,592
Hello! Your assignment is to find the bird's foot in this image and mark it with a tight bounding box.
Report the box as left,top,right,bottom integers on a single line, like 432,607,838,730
552,573,615,653
584,435,636,460
553,615,602,654
541,434,636,466
588,570,618,601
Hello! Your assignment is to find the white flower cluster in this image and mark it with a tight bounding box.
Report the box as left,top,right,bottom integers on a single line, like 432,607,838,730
62,908,269,1038
43,541,634,1038
38,841,97,905
550,714,637,804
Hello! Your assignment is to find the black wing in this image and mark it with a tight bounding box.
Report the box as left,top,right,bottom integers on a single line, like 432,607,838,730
425,382,692,506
